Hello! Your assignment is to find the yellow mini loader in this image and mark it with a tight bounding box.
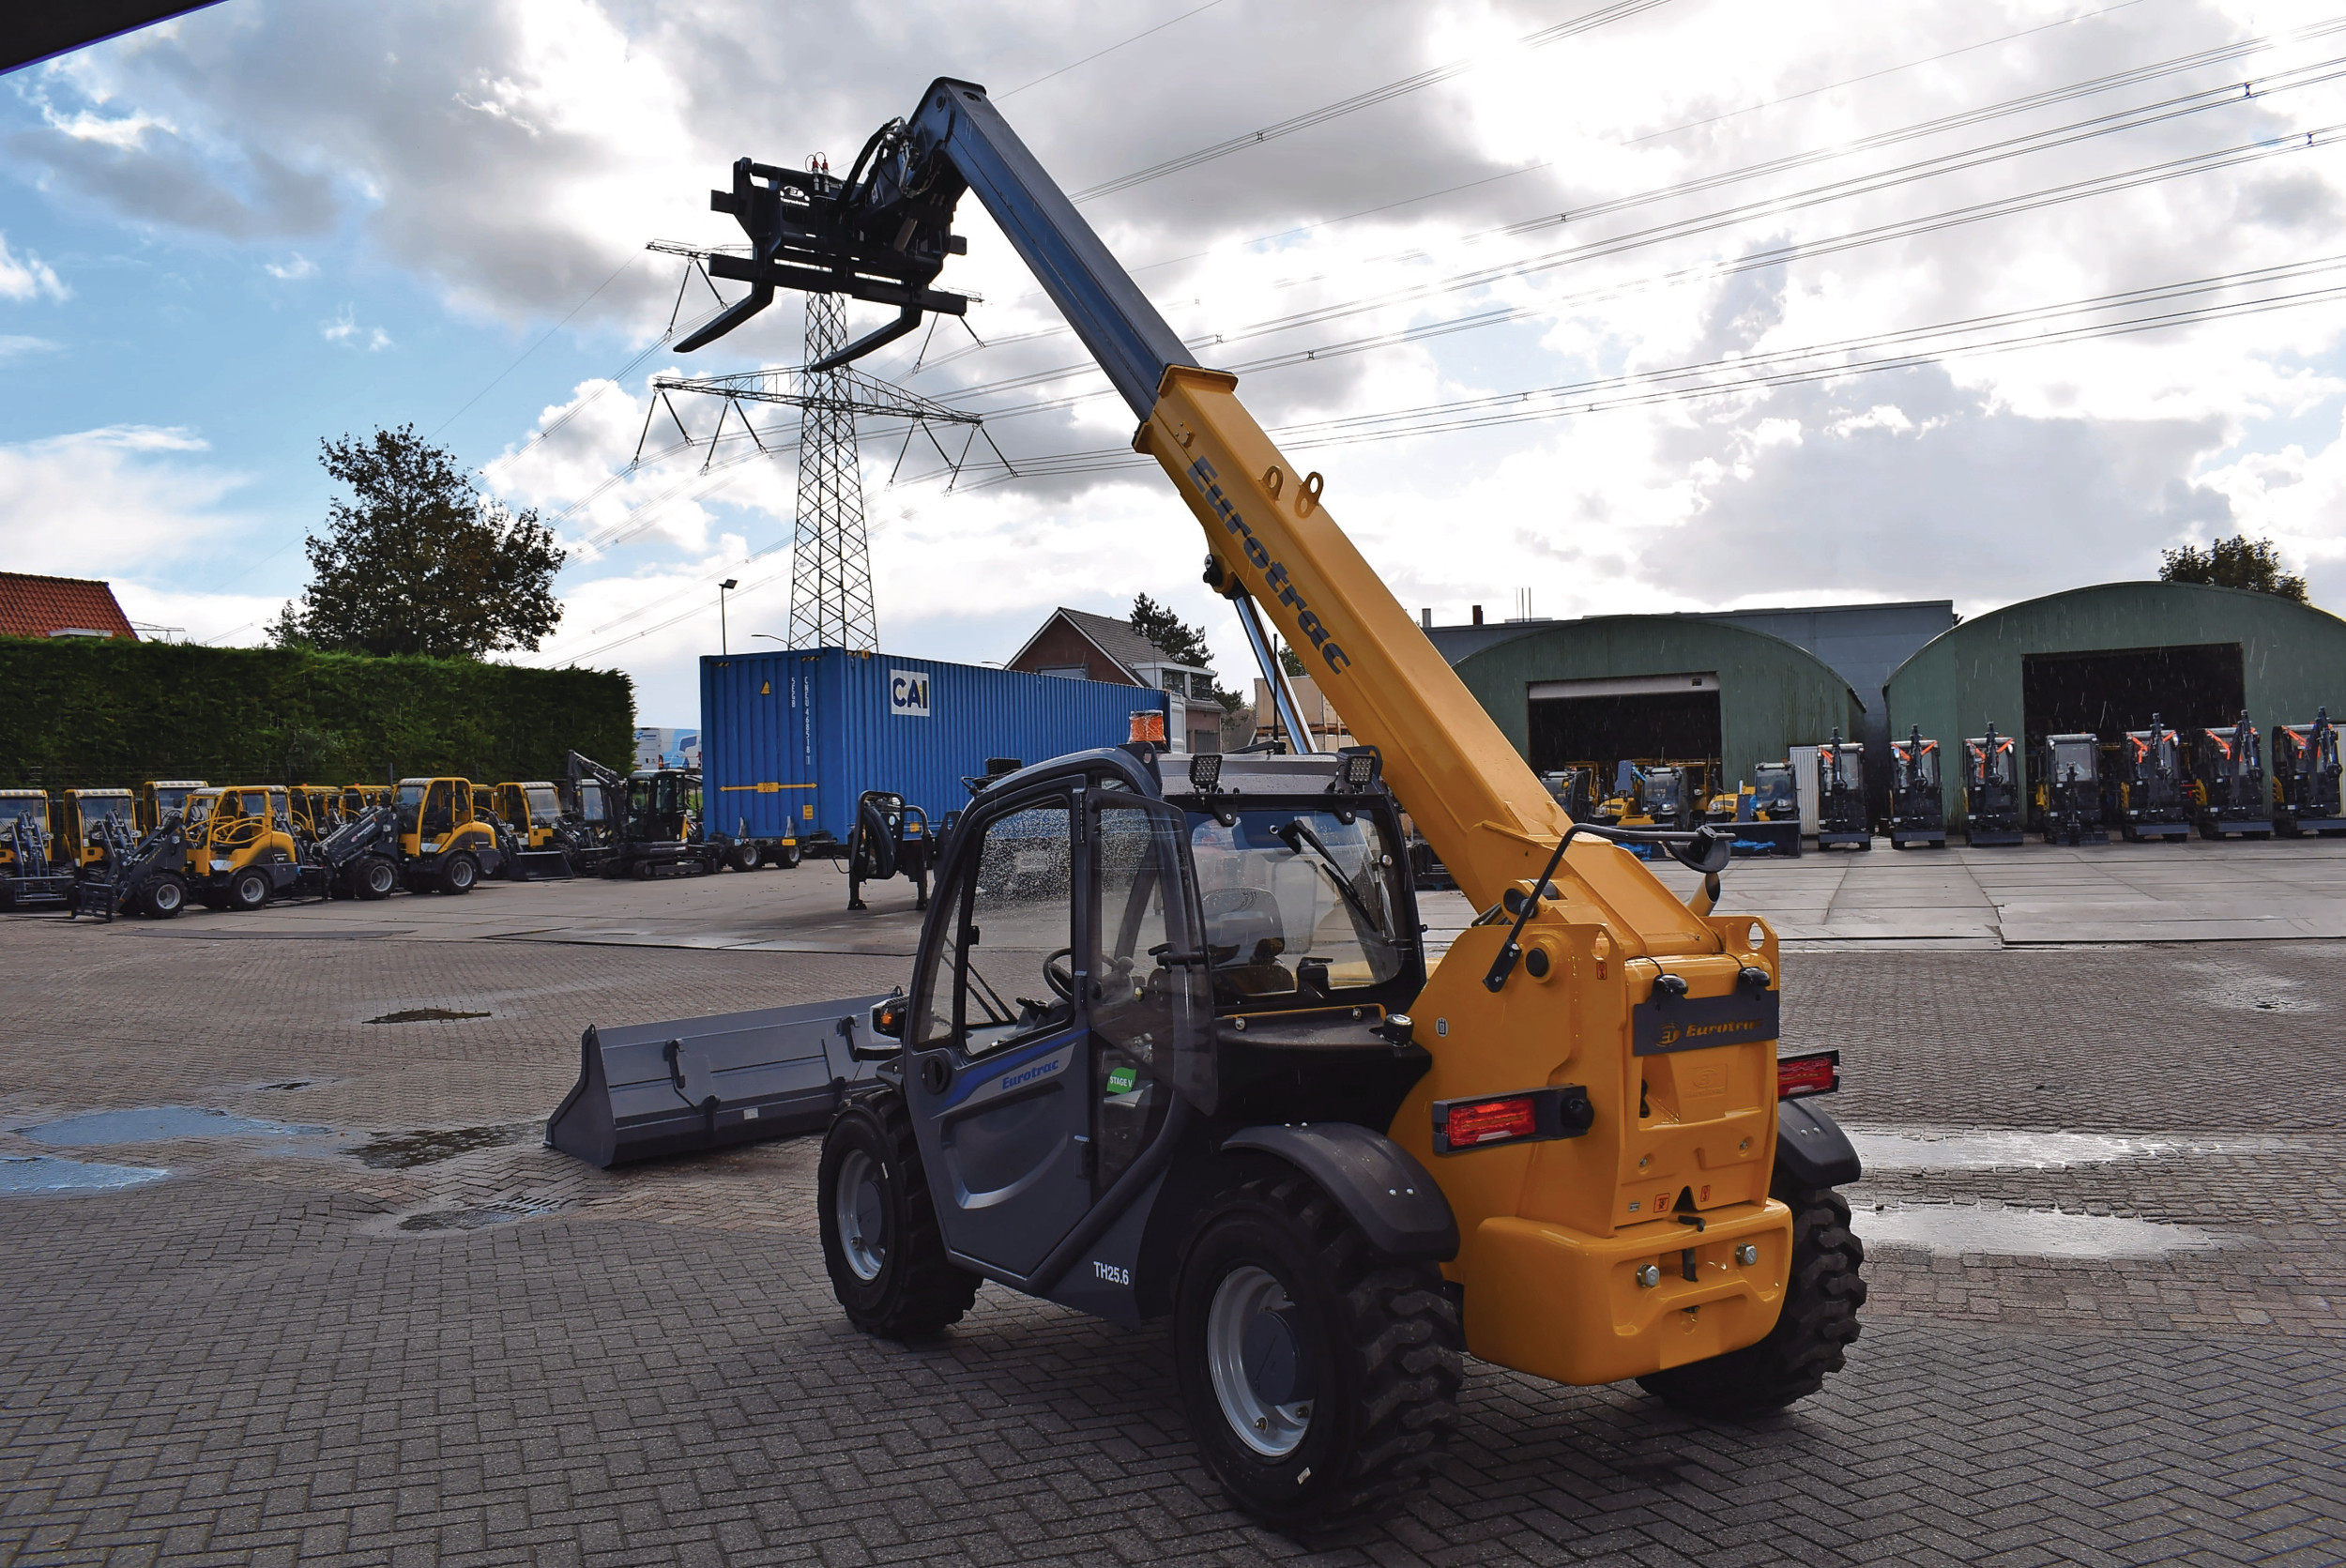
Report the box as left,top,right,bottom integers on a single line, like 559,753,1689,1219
392,777,504,893
489,782,576,878
136,780,207,834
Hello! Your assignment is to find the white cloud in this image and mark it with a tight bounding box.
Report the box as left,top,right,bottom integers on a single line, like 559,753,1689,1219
17,0,2346,718
320,304,391,350
0,334,59,361
0,426,249,579
0,234,69,301
265,252,317,280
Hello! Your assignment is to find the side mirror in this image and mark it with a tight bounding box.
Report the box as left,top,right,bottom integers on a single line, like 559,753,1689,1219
1668,825,1732,876
867,997,906,1040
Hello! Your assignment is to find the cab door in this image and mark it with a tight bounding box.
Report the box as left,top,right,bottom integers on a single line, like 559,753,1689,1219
904,785,1094,1278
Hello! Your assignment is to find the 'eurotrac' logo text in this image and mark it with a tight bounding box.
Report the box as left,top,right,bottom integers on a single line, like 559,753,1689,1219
1184,456,1352,677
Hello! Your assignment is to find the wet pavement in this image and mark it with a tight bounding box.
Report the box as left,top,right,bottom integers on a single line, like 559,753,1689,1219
0,876,2341,1564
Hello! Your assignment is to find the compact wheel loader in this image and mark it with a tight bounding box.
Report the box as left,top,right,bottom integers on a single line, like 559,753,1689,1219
635,81,1868,1524
392,777,505,893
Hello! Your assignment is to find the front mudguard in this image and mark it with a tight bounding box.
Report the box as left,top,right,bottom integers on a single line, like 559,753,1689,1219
1776,1098,1861,1188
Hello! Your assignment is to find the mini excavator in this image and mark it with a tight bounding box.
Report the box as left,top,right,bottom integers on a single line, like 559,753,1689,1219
568,80,1866,1524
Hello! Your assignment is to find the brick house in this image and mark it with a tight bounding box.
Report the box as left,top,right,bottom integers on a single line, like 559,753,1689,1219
1007,606,1226,754
0,572,139,641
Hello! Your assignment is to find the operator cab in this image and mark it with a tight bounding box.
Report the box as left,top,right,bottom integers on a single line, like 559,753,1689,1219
891,744,1426,1300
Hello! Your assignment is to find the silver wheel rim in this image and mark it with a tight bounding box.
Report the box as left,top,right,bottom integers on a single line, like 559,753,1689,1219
834,1148,886,1282
152,882,180,912
1206,1264,1315,1457
369,862,393,893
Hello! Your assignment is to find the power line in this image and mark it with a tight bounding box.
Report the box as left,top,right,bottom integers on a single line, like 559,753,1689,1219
935,255,2346,484
925,25,2346,385
1066,0,1680,203
963,0,2193,332
429,252,641,439
998,0,1229,99
936,75,2346,409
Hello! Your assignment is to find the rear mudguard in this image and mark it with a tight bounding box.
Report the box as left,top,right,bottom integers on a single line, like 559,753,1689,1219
1219,1122,1459,1261
1776,1098,1862,1188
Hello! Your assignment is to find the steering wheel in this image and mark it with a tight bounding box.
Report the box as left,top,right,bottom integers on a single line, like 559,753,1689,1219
1203,886,1279,918
1044,947,1075,999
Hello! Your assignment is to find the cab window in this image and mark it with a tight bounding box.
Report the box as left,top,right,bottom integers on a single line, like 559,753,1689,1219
1187,809,1408,1005
913,798,1074,1057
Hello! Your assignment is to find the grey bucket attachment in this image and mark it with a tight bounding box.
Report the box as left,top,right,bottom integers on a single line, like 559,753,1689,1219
546,992,893,1167
510,848,575,879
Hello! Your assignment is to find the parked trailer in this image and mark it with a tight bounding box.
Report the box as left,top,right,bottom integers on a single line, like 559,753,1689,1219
700,647,1170,851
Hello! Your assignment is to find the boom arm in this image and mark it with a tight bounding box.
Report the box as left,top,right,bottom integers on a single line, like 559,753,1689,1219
683,77,1714,957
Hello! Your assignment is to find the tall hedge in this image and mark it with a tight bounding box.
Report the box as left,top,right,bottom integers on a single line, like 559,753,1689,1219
0,638,634,789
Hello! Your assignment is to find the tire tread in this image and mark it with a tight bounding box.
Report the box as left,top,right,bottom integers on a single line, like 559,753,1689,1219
1195,1175,1462,1522
823,1089,980,1341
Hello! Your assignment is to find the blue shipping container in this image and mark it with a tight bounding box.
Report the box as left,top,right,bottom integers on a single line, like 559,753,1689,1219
700,647,1171,844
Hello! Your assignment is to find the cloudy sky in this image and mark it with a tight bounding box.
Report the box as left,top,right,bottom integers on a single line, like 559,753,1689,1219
7,0,2346,722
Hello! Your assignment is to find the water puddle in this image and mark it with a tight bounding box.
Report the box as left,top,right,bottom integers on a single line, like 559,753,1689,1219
1848,1128,2302,1171
349,1124,532,1169
21,1105,329,1147
1860,1201,2223,1258
0,1154,169,1194
367,1008,491,1025
396,1200,559,1232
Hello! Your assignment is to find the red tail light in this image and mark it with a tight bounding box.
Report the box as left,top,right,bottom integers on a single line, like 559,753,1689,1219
1443,1096,1539,1148
1777,1050,1840,1100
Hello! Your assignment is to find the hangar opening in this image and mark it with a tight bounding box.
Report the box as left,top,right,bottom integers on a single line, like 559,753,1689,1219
1527,673,1722,777
2019,642,2246,750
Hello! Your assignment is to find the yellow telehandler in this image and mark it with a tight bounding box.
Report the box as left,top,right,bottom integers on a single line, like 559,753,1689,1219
567,81,1866,1524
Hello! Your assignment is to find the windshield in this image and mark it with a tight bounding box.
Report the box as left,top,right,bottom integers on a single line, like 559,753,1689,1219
1753,769,1795,812
2049,738,2097,780
1897,746,1938,788
526,785,560,823
1969,741,2013,784
1187,809,1407,1004
1821,749,1864,791
396,783,424,831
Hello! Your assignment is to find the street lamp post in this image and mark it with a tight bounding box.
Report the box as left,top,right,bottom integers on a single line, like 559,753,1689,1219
719,578,739,654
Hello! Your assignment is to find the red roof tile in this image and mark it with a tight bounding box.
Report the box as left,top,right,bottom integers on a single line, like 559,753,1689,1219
0,572,138,641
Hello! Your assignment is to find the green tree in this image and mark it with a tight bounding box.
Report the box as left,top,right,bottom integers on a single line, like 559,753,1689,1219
1130,593,1240,708
278,425,567,658
2159,534,2308,601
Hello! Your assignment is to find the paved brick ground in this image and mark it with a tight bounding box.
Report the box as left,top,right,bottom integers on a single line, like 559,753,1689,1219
3,910,2342,1565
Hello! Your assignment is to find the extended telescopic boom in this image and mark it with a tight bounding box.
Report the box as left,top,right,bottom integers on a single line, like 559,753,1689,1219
680,76,1717,958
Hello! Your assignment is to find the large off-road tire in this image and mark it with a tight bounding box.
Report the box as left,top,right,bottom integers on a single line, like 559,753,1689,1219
1637,1176,1866,1416
226,865,272,911
349,856,397,901
439,853,480,895
1173,1174,1463,1528
817,1092,981,1341
140,874,187,920
727,841,760,873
